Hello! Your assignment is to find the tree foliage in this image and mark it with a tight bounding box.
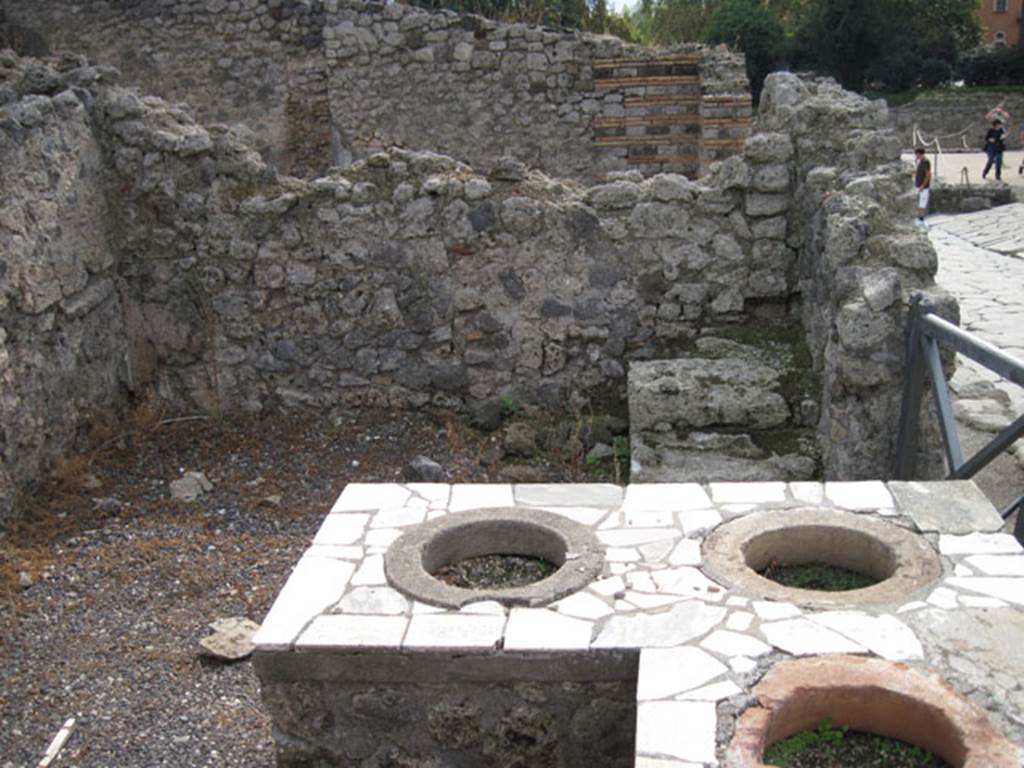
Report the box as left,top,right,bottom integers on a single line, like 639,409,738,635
705,0,785,101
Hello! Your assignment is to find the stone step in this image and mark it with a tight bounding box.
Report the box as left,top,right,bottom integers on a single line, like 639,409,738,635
627,330,821,483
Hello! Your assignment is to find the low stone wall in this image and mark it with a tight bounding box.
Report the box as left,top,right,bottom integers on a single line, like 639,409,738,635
0,0,751,180
889,91,1024,151
0,49,951,522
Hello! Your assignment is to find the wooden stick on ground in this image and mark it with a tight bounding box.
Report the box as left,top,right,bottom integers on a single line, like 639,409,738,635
38,717,76,768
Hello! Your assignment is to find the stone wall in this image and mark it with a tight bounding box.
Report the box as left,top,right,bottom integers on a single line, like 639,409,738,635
0,49,950,522
0,0,751,180
0,52,128,521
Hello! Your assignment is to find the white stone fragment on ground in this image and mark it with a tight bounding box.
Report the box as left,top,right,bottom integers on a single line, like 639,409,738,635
751,600,801,621
540,506,606,525
369,506,426,528
403,614,505,649
636,701,716,763
364,528,400,547
700,629,771,658
965,554,1024,576
824,481,894,510
605,547,642,562
946,577,1024,607
505,608,593,650
598,528,680,547
810,612,923,660
639,538,676,563
954,564,974,576
726,611,754,631
959,595,1008,608
552,591,614,620
651,567,725,599
624,592,686,610
927,586,960,609
199,616,260,661
332,482,410,512
169,471,213,501
625,508,675,528
760,618,866,655
457,600,505,615
589,575,625,596
312,513,370,545
679,508,723,536
725,596,749,607
668,539,701,566
939,532,1023,555
636,646,727,700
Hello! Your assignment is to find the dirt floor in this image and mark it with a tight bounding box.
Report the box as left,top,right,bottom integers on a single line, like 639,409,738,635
0,405,626,768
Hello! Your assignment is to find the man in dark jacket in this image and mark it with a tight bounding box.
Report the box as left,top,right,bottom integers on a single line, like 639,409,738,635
914,147,931,229
983,118,1006,181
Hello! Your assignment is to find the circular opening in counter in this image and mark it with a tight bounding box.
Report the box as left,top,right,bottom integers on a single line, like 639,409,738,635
384,508,604,609
702,509,940,608
727,656,1020,768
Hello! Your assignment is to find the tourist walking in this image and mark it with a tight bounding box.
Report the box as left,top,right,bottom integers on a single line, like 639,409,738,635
982,118,1006,180
1018,119,1024,175
914,147,931,229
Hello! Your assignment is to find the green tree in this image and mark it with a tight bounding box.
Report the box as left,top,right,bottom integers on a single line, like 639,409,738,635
706,0,786,101
629,0,721,46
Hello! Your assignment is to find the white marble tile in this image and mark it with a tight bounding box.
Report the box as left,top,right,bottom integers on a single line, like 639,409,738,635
592,601,726,649
332,483,410,512
337,586,410,615
505,608,594,650
627,571,658,592
825,481,894,510
954,564,974,577
590,575,626,596
725,611,754,632
370,506,426,529
760,618,866,655
939,532,1023,555
458,600,506,615
651,567,726,600
350,554,386,586
678,508,723,536
404,483,451,505
789,481,824,504
700,629,771,658
810,612,923,661
725,596,749,607
537,506,608,525
927,586,959,609
606,547,642,562
751,600,801,621
296,614,408,649
625,592,688,610
403,614,505,649
411,601,445,615
710,482,787,504
639,539,676,563
678,679,743,701
959,595,1009,608
625,509,676,528
552,591,614,620
253,558,356,650
312,513,370,545
623,483,713,512
364,528,401,547
897,600,929,613
668,539,701,566
598,528,680,547
728,656,757,674
636,646,727,700
302,544,365,560
946,577,1024,606
965,554,1024,576
636,701,716,763
449,483,514,511
513,483,623,508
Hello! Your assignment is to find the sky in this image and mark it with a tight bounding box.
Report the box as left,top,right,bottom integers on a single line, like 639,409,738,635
607,0,636,13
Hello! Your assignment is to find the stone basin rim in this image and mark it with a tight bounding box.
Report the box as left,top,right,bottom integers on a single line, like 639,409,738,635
383,507,606,609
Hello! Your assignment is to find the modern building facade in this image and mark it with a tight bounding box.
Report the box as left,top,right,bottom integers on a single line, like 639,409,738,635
978,0,1024,47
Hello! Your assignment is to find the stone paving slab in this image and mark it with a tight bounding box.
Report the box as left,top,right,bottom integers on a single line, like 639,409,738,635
253,481,1024,766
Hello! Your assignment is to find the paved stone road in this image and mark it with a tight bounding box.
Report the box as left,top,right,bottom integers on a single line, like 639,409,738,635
928,204,1024,514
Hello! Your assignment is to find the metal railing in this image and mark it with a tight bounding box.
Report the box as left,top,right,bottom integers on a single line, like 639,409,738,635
893,294,1024,542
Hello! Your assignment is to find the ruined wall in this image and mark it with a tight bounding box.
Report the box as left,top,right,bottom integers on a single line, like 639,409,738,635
757,73,957,479
0,53,128,521
0,0,751,180
0,49,949,521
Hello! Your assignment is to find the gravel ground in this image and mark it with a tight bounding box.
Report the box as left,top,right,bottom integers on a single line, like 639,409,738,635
0,407,618,768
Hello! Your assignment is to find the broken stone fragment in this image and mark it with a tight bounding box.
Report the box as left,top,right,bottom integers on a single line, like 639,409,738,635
169,471,213,502
199,617,260,661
